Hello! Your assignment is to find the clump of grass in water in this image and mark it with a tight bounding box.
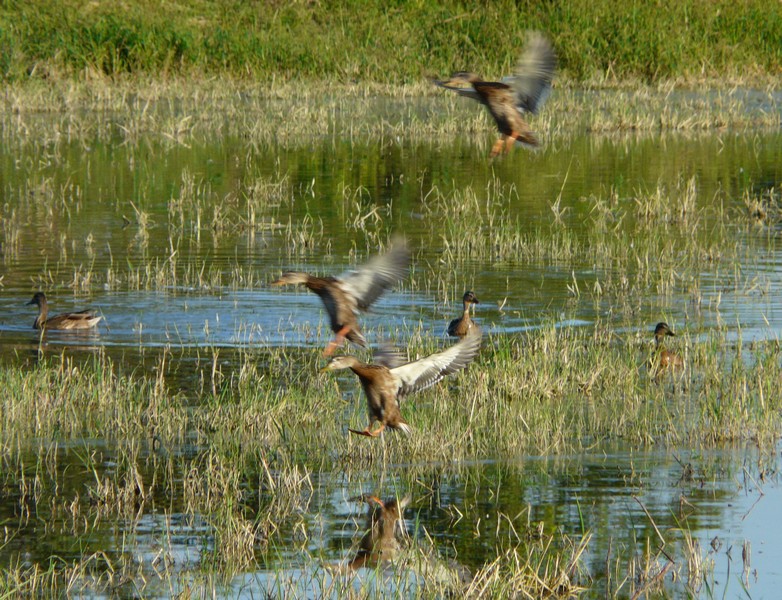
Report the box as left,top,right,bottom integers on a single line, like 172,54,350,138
1,329,779,596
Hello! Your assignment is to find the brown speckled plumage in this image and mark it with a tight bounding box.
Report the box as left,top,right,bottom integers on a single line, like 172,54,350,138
27,292,102,331
651,322,684,376
447,291,479,337
271,240,410,355
432,32,557,157
322,328,482,437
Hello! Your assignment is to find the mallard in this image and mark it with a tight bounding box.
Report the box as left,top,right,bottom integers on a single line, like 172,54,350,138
271,240,410,356
447,291,479,337
651,322,684,375
27,292,103,331
348,494,410,570
432,32,556,157
321,327,482,437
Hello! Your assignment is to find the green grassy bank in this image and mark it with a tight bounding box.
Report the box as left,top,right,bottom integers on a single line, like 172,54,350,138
1,0,780,85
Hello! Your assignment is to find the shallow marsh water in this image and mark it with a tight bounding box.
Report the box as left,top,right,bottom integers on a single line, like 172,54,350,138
1,92,782,596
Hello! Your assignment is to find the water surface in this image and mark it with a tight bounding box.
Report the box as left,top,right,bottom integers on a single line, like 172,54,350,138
1,96,782,596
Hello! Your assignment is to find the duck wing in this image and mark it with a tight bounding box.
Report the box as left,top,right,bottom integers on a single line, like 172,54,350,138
392,328,482,399
374,343,407,369
338,240,410,312
430,78,483,102
48,310,103,330
511,32,557,114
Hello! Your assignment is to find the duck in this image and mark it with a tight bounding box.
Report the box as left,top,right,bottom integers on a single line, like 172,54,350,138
27,292,103,331
348,494,410,570
447,291,479,337
271,240,410,356
651,322,684,375
321,327,482,437
432,32,557,157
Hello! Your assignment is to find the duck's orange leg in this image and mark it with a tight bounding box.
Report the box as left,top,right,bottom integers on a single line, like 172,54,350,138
505,133,518,154
489,136,506,158
323,325,351,356
348,423,386,437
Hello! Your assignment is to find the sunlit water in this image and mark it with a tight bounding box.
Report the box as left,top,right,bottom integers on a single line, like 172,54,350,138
1,97,782,596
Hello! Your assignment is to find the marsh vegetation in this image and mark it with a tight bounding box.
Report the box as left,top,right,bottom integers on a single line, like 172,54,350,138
1,54,781,598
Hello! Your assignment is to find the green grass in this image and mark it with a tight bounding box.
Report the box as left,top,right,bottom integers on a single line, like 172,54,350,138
0,0,780,85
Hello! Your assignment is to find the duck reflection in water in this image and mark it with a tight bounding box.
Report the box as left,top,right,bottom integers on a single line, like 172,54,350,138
346,494,411,571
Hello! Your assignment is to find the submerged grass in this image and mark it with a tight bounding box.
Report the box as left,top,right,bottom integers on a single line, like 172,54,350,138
0,320,777,596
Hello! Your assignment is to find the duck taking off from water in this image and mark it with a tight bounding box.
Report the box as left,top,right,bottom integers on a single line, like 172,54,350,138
447,291,479,337
432,31,557,157
271,239,410,356
27,292,103,331
321,327,482,437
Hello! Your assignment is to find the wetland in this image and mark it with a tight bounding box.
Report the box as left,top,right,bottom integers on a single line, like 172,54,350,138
1,84,782,597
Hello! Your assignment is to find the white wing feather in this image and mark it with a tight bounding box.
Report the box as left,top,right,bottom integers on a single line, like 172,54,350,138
392,328,482,399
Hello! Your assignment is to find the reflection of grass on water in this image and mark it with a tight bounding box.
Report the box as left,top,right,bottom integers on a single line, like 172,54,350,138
0,316,779,594
3,165,774,299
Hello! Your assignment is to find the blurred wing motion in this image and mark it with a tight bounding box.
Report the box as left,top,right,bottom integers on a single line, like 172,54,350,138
393,328,482,398
511,32,557,114
432,31,557,157
339,239,410,312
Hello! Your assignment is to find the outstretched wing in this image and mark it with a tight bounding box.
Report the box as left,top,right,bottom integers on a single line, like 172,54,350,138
512,32,557,114
374,343,408,369
338,240,410,312
430,77,483,102
392,328,482,399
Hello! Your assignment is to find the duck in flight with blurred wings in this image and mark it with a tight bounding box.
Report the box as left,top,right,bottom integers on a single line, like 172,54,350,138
321,327,482,437
27,292,103,331
271,239,410,356
432,32,557,157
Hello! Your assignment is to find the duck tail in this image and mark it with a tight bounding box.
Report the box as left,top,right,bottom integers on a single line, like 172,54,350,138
514,130,539,147
396,422,413,436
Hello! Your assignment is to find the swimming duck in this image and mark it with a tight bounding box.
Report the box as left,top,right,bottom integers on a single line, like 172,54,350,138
651,322,684,375
432,32,556,157
27,292,103,331
321,327,482,437
447,291,479,337
271,240,410,356
348,494,410,570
